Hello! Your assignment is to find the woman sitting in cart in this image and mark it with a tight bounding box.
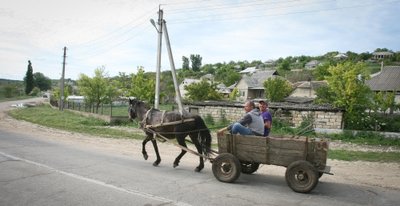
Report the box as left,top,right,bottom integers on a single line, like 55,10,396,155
217,100,264,136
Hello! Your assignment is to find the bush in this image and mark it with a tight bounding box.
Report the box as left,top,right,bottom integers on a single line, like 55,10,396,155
329,130,400,147
345,113,400,133
204,113,215,126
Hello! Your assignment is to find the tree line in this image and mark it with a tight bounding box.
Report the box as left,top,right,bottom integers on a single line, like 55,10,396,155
16,48,399,132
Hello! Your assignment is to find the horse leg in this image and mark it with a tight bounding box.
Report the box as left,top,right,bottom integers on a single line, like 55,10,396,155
142,136,152,160
173,135,187,169
189,133,204,172
150,138,161,166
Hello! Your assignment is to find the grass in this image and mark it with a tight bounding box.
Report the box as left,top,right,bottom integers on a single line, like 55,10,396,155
329,150,400,162
0,95,32,102
8,104,143,139
8,104,400,162
328,130,400,147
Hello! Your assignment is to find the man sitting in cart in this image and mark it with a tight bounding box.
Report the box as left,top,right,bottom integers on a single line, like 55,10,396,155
258,100,272,136
217,100,264,136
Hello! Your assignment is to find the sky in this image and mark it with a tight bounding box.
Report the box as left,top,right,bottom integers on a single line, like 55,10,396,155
1,0,399,80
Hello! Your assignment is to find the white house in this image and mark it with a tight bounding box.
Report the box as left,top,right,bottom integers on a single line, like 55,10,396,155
235,70,279,101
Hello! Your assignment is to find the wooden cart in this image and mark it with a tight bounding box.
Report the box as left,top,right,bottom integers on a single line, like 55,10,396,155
212,134,332,193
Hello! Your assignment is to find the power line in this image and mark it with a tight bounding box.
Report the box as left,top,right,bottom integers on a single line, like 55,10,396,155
167,0,400,24
73,6,158,49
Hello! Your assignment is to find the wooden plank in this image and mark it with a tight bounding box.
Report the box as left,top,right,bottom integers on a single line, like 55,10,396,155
267,137,306,150
268,155,304,167
268,148,304,157
235,144,267,154
234,135,267,146
268,147,305,167
217,134,229,153
236,151,267,163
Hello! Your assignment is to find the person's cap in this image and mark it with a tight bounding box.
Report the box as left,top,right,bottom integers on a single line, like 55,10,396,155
259,100,268,105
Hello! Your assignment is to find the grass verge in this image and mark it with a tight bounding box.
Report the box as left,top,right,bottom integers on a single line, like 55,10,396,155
8,104,143,139
329,149,400,162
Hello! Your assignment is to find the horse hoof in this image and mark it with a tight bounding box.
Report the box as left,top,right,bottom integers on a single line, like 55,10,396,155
173,162,179,168
195,167,203,172
153,161,160,166
143,153,148,160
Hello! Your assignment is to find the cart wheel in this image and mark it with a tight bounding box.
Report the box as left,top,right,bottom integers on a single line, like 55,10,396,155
241,162,259,174
212,153,241,183
285,160,318,193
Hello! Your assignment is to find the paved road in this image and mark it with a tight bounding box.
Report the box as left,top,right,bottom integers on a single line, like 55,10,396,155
1,99,399,206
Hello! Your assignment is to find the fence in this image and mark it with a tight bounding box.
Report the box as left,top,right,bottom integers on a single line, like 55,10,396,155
65,100,130,124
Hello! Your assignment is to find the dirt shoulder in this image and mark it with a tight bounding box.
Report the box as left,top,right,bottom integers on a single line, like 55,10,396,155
1,98,399,191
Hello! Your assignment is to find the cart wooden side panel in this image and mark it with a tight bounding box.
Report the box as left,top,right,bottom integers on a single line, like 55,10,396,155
218,134,267,163
218,134,329,169
267,136,307,167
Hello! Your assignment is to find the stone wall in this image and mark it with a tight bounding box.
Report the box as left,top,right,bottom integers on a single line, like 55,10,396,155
186,101,344,130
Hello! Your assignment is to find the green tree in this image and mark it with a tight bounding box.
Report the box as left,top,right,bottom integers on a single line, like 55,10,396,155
263,77,293,102
24,60,34,95
129,67,155,103
315,62,372,128
313,61,336,80
215,64,240,86
200,64,216,74
77,67,112,113
277,57,291,71
184,79,222,101
182,56,190,70
229,87,239,101
112,72,131,97
160,70,175,103
33,72,52,91
373,91,396,115
30,87,40,96
190,54,202,72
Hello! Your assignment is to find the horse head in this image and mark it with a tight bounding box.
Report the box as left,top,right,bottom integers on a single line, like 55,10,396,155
128,98,138,121
128,98,148,121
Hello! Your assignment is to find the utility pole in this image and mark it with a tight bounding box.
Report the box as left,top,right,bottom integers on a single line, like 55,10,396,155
154,8,163,109
163,20,183,115
59,46,67,111
150,8,184,114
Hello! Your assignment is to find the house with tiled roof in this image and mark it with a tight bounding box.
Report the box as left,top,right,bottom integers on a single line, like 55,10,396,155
290,81,327,97
305,60,321,70
235,70,279,101
366,66,400,103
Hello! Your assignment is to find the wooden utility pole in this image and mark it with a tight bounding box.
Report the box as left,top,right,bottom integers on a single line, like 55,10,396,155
59,46,67,111
154,9,163,109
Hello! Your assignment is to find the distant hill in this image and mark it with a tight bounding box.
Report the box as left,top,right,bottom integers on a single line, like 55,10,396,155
0,79,23,85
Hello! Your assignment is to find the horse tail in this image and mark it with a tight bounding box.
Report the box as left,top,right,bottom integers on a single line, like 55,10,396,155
194,115,212,156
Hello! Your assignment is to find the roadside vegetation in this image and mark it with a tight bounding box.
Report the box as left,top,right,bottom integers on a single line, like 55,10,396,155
8,104,400,163
8,104,143,139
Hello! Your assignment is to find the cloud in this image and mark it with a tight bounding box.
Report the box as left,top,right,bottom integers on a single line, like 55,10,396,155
1,0,399,80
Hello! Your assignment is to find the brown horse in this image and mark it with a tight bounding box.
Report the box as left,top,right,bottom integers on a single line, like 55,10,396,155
128,99,212,172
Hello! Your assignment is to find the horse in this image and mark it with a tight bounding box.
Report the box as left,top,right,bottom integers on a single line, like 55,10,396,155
128,98,212,172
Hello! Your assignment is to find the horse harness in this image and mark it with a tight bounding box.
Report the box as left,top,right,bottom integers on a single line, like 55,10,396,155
141,108,196,130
